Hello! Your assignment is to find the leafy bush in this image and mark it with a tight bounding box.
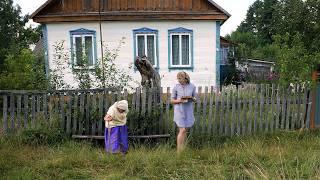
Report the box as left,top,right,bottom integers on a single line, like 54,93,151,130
20,117,68,146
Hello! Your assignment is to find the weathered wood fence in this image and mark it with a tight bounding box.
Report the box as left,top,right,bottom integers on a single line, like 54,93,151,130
0,84,313,137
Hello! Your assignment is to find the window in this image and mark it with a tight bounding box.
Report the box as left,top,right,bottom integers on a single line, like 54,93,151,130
168,27,193,70
133,28,158,68
70,28,96,68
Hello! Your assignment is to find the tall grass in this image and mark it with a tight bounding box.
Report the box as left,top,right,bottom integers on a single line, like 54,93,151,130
1,130,320,179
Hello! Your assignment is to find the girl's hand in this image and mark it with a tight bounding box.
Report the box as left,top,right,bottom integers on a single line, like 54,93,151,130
104,115,113,122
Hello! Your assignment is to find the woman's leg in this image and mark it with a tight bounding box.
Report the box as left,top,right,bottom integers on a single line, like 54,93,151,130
177,127,187,153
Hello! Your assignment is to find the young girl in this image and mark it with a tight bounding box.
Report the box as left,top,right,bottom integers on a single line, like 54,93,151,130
104,100,129,154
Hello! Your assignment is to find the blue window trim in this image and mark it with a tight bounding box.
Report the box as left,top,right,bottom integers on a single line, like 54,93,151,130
42,24,49,77
216,21,221,89
168,27,194,72
133,27,159,70
69,28,97,69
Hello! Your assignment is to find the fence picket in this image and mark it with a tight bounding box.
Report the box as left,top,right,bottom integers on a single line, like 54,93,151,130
98,93,103,136
0,84,314,136
286,88,291,130
231,90,236,136
73,94,78,134
23,95,28,128
31,95,36,128
79,93,85,135
3,95,8,133
66,93,72,135
219,92,224,135
17,95,22,129
202,87,208,134
208,87,214,135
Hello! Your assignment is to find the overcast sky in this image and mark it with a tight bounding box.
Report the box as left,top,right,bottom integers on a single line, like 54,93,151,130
13,0,255,36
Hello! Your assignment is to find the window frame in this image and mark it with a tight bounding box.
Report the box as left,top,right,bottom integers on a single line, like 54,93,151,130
168,27,194,71
70,28,97,69
133,27,159,69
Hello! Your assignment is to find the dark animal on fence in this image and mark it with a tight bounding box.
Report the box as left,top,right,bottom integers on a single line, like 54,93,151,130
134,55,161,90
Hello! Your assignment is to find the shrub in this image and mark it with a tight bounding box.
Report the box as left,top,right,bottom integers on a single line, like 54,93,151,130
20,117,68,146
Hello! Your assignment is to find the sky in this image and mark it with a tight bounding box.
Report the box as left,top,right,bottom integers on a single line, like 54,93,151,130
13,0,255,36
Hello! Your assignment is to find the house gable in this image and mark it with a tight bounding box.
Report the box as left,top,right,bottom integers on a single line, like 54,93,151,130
31,0,230,23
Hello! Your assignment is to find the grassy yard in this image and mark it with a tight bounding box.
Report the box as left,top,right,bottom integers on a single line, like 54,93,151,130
1,130,320,179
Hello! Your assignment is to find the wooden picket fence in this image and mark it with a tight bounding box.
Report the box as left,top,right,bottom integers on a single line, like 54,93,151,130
0,84,313,138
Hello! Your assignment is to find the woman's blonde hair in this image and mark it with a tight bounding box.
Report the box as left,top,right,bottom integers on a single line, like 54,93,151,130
177,71,190,84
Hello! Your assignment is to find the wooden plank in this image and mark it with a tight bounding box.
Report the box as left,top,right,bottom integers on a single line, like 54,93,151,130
305,89,311,129
301,86,308,129
59,94,65,131
237,89,242,135
91,93,97,136
136,87,141,114
213,90,219,135
147,88,152,116
159,87,164,134
196,87,202,134
202,87,208,134
265,84,270,133
79,93,85,135
85,93,90,135
219,91,224,135
286,88,291,130
166,87,170,134
231,90,236,136
17,95,22,129
224,91,230,136
141,88,147,116
3,95,8,134
37,95,41,119
248,92,253,135
281,87,286,129
31,95,36,128
253,86,259,133
208,87,214,135
259,84,264,132
98,93,104,136
48,94,53,123
66,93,72,135
297,84,302,128
269,84,275,132
43,94,48,123
10,94,15,131
276,84,281,130
73,94,78,134
242,95,247,135
291,85,298,130
23,95,28,128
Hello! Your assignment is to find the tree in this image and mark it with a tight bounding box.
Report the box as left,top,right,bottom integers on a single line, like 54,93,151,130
0,0,40,71
0,49,48,90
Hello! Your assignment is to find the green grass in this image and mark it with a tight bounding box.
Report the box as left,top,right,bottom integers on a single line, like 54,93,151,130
1,130,320,179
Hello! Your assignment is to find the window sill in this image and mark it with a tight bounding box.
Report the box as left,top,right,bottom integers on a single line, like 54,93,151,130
72,66,96,71
168,66,194,72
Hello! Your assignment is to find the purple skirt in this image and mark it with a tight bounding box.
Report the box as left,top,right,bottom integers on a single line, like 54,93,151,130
104,125,128,154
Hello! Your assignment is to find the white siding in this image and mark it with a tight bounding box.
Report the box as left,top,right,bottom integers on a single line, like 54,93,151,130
46,20,218,89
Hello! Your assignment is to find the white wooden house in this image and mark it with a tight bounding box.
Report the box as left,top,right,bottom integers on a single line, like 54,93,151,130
31,0,230,89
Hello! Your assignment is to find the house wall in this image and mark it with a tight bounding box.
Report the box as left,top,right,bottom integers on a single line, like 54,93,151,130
46,20,218,89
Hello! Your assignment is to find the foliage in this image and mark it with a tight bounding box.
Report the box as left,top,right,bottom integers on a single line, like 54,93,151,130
19,116,68,146
1,130,320,179
0,0,40,71
0,49,48,90
227,0,320,83
48,41,72,90
94,37,133,89
274,33,320,84
50,39,133,90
